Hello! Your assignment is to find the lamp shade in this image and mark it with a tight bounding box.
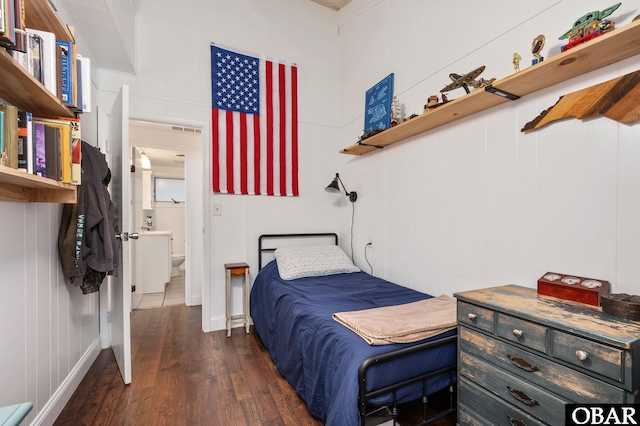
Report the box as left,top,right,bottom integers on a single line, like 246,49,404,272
325,177,341,193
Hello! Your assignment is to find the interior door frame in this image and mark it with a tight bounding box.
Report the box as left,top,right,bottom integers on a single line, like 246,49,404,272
99,102,211,361
128,113,211,330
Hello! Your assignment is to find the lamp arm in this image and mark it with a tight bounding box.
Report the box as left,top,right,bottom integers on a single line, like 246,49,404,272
336,173,357,203
336,174,350,197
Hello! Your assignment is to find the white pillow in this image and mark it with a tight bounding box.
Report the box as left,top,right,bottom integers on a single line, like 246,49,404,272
274,245,360,280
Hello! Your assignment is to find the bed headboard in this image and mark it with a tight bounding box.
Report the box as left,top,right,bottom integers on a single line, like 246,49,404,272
258,233,339,270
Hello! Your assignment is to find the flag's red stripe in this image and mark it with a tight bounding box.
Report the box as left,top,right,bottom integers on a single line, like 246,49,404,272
212,108,220,192
225,110,234,194
253,114,261,195
265,61,274,196
278,63,287,196
240,113,248,194
291,66,299,196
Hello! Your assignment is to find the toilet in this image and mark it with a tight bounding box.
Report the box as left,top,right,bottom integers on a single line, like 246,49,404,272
172,254,185,277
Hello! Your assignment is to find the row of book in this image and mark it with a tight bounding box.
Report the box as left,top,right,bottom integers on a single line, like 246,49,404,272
1,0,91,112
1,101,81,185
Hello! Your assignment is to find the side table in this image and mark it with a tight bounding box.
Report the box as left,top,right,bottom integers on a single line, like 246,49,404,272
225,262,250,337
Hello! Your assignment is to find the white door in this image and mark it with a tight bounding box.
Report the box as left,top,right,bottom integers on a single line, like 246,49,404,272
108,85,133,384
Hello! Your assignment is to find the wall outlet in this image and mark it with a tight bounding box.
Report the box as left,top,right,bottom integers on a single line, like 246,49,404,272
368,235,374,248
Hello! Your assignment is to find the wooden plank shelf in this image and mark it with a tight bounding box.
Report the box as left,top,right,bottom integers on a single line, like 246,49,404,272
0,0,78,204
0,166,77,203
341,19,640,155
0,49,75,118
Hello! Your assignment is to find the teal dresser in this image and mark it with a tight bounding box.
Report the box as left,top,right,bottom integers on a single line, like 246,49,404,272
454,285,640,425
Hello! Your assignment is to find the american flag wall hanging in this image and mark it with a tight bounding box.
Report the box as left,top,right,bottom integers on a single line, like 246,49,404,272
211,44,299,196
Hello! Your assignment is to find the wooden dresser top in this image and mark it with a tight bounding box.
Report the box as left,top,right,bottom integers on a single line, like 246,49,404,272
455,285,640,350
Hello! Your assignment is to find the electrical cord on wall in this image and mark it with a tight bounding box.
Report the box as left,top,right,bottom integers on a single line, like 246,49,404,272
349,201,355,262
364,242,373,275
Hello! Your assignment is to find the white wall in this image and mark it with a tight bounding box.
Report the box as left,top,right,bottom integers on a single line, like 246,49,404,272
0,203,101,425
97,0,345,329
337,0,640,297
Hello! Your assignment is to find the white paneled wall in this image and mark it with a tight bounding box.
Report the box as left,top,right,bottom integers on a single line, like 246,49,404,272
0,202,100,425
339,0,640,297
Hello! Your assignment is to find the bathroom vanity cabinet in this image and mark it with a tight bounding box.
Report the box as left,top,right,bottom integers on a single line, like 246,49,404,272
139,231,172,294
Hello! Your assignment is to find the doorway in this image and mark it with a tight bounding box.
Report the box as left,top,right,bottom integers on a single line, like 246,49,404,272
128,120,205,310
132,146,186,310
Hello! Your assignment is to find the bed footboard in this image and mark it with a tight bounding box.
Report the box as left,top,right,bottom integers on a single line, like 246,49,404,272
358,334,457,426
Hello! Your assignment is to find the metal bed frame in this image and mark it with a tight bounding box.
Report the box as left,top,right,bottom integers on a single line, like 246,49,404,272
257,233,457,426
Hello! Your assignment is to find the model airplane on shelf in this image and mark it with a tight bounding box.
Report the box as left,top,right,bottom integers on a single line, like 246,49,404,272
440,66,496,94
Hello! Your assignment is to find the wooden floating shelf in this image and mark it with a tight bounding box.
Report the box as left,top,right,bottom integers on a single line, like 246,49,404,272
0,49,75,118
0,166,77,203
341,19,640,155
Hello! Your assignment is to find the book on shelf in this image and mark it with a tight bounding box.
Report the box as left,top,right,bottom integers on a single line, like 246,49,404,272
0,102,18,169
33,121,45,176
0,0,5,34
27,32,42,83
55,38,76,108
6,0,26,53
43,124,60,181
72,55,82,113
35,115,81,184
79,55,91,112
16,110,32,173
0,0,15,48
26,28,57,97
33,118,70,183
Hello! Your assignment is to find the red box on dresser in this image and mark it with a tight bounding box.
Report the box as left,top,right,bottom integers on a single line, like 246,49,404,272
537,272,611,306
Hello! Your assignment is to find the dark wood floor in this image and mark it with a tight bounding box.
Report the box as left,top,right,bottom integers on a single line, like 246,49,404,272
55,305,456,425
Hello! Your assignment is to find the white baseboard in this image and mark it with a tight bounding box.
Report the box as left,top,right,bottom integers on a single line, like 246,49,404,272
186,295,202,307
31,337,102,426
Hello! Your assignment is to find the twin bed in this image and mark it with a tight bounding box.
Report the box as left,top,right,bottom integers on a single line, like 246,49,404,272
249,233,458,426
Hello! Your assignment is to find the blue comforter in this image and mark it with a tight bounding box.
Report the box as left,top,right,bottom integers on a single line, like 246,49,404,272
250,261,457,425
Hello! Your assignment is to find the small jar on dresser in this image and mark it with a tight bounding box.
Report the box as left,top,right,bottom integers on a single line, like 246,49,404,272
454,285,640,426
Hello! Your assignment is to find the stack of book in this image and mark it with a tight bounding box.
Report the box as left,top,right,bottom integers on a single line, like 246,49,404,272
1,0,91,113
1,102,81,185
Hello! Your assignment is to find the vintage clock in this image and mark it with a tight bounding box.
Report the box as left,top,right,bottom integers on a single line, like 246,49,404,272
537,272,611,306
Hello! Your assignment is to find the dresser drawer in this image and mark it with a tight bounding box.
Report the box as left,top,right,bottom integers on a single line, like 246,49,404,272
459,327,624,403
496,313,548,353
458,402,497,426
458,301,495,333
552,330,624,383
460,350,569,425
460,377,548,426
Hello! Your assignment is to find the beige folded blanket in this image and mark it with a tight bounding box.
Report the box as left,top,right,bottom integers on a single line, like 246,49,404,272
332,294,457,345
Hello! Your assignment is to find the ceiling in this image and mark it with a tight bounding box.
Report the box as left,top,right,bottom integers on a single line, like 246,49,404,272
311,0,351,10
55,0,350,73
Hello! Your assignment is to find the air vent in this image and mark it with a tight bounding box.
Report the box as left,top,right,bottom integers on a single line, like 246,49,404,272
172,126,201,133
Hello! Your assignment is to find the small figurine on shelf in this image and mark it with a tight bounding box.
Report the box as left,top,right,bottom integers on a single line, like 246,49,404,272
424,95,448,113
513,52,522,72
531,34,545,65
390,96,403,126
559,3,621,52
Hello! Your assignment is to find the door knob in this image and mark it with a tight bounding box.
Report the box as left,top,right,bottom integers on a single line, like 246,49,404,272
115,232,139,241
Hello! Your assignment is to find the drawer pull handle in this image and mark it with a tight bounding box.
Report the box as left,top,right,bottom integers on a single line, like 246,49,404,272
512,329,523,338
507,354,539,372
507,415,527,426
507,386,539,406
576,350,588,361
467,313,477,320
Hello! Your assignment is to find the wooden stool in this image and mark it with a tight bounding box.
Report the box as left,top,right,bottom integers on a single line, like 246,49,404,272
225,262,250,337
